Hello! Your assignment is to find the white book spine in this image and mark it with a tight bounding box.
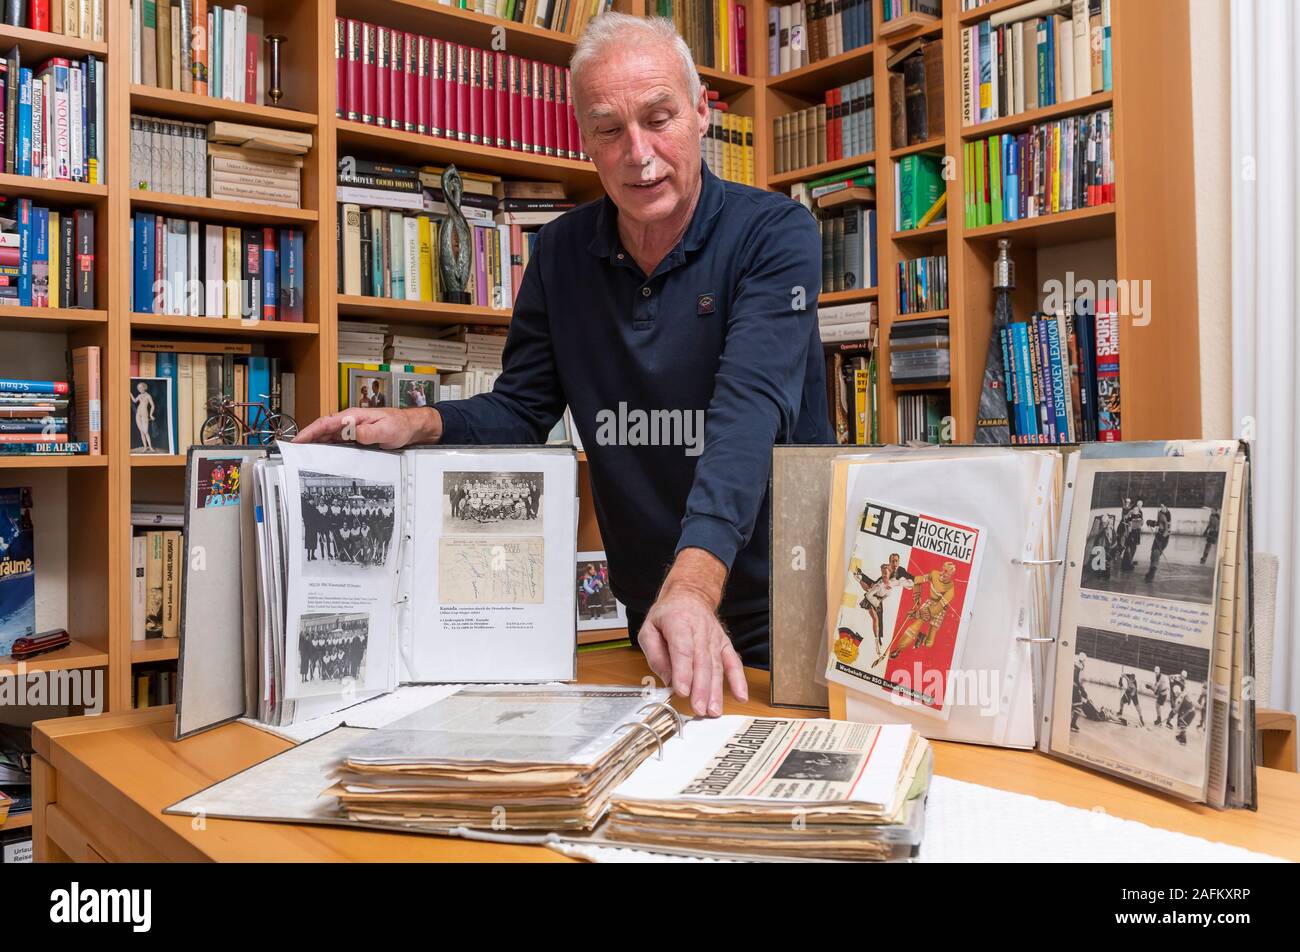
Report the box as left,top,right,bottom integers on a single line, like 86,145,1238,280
132,535,147,641
222,8,236,101
404,216,420,301
204,224,224,316
168,220,187,315
233,5,248,103
30,75,42,178
188,220,201,316
497,224,512,309
388,212,405,299
132,0,143,84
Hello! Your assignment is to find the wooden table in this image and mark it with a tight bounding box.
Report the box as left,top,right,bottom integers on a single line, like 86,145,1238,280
31,648,1300,862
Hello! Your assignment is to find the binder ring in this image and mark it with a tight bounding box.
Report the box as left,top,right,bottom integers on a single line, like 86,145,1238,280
613,721,666,760
1012,558,1064,566
638,701,686,736
1016,636,1056,644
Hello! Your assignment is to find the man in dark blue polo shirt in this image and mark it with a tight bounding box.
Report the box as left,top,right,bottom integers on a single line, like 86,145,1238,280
298,13,832,717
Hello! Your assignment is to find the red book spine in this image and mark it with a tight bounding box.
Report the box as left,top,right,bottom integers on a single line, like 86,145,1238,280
361,22,377,124
403,33,417,132
388,28,403,129
494,52,508,149
544,65,558,157
334,17,346,118
566,69,582,160
481,50,495,149
519,58,533,153
430,39,445,138
245,25,257,104
455,44,470,142
468,47,482,145
416,36,430,135
375,26,390,127
736,1,747,75
508,55,521,152
346,20,361,122
30,1,48,31
553,64,568,159
529,61,543,154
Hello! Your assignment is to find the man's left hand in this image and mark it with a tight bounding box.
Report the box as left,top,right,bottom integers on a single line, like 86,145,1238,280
637,548,748,717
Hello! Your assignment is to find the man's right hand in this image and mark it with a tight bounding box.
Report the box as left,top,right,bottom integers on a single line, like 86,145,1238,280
294,406,442,450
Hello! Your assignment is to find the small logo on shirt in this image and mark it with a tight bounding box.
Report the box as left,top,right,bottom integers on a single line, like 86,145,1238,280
696,293,715,316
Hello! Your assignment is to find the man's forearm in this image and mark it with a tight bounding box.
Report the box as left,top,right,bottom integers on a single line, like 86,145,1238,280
409,406,443,444
659,547,728,611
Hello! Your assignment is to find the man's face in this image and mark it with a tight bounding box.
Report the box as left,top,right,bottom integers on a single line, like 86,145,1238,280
575,42,708,231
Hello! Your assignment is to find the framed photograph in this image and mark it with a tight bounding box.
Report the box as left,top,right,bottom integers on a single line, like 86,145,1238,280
345,369,393,410
129,376,175,455
393,372,439,409
575,550,625,631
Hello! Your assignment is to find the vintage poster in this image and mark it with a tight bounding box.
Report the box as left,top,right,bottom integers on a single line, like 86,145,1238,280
826,500,984,717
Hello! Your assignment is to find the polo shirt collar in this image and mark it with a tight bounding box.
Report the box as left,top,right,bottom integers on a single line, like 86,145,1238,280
586,158,726,263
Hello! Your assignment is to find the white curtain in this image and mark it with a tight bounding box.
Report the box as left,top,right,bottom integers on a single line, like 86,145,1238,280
1231,0,1299,713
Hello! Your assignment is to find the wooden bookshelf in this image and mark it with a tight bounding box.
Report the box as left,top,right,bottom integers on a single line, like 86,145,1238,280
0,22,108,59
128,191,320,226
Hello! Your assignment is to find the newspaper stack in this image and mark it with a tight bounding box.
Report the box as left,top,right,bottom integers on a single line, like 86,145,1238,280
330,685,681,832
603,717,931,861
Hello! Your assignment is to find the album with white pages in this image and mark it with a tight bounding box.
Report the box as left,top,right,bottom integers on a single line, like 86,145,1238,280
175,441,579,739
770,440,1256,808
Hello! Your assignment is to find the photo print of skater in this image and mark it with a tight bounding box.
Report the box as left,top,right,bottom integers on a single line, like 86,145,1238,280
851,554,913,650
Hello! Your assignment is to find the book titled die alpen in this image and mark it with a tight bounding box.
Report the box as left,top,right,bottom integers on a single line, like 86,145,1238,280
0,487,35,656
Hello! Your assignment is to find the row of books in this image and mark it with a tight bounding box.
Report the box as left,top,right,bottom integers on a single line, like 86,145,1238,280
894,152,945,231
129,342,297,454
655,0,749,76
131,528,182,640
825,339,876,446
818,205,877,297
1,0,104,39
129,117,308,207
962,107,1114,228
890,316,948,384
887,38,943,149
0,48,104,183
0,348,99,455
768,0,873,76
451,0,616,36
703,97,754,185
335,20,586,162
131,213,306,321
1,201,95,308
133,663,178,707
773,80,874,175
130,1,272,104
818,300,875,345
897,392,949,444
960,0,1112,127
896,252,946,314
1000,296,1119,444
881,0,938,23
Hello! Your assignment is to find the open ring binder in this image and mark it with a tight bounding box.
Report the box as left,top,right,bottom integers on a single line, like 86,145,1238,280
613,721,666,761
638,701,686,736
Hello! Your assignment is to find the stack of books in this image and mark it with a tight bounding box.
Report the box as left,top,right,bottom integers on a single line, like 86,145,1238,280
961,0,1113,127
338,319,385,363
653,0,750,76
439,324,506,371
702,91,754,186
768,0,873,76
773,80,875,176
0,47,106,183
895,152,945,231
206,121,311,208
130,213,306,321
335,21,587,161
963,107,1114,227
0,353,100,457
130,115,207,195
331,685,681,833
384,332,466,371
603,718,931,861
0,200,96,308
131,525,184,641
890,316,949,384
896,253,947,314
2,2,104,39
130,1,273,103
819,300,876,345
888,38,944,148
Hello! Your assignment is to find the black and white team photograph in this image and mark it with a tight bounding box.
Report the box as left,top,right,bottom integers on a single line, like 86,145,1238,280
1080,470,1227,604
300,470,397,575
1067,626,1211,786
443,470,544,534
296,612,369,694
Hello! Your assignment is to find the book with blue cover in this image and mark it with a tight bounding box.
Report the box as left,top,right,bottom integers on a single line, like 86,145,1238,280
0,487,35,657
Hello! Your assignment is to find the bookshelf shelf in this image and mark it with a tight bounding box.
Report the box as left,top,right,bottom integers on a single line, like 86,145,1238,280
0,173,107,203
0,23,108,59
132,639,179,664
129,85,320,130
0,638,108,677
962,204,1117,247
336,120,601,197
892,380,950,392
0,455,107,469
130,455,187,467
698,64,757,97
0,812,32,832
892,220,948,243
0,307,108,331
877,12,941,39
895,308,949,322
766,45,874,97
129,314,322,337
768,152,876,190
890,136,946,159
337,295,511,327
960,92,1116,141
128,191,319,226
362,0,583,64
957,0,1035,26
820,287,879,305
